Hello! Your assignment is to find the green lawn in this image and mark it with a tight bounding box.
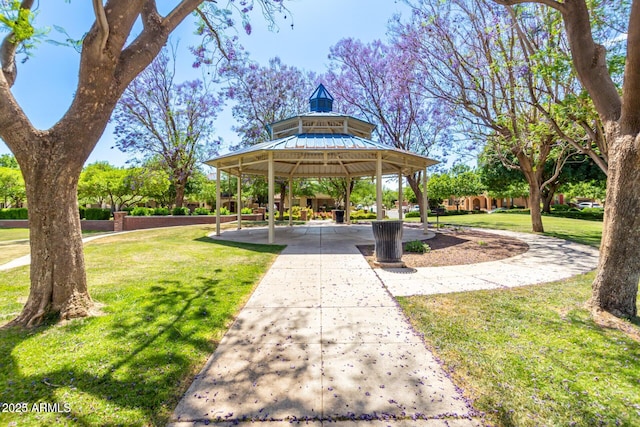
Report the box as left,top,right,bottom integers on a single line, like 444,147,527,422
419,212,604,247
399,273,640,427
0,225,283,426
0,228,30,243
0,228,30,265
400,213,640,426
0,228,113,265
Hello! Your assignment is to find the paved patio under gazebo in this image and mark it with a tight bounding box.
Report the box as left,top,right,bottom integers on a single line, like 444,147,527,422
209,220,436,247
206,84,438,243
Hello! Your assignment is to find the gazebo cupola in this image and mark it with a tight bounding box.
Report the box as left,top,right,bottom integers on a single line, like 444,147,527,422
267,85,376,140
309,83,334,112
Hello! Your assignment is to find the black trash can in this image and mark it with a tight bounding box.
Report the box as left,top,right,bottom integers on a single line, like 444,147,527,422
335,210,345,223
371,220,404,266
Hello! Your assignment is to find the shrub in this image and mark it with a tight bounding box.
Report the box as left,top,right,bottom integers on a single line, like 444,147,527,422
217,207,230,215
545,207,603,221
130,207,152,216
404,240,431,253
503,209,530,215
241,207,253,214
152,207,169,216
193,207,210,215
551,204,572,211
85,208,111,220
350,209,377,220
405,211,421,218
0,208,28,219
79,206,86,219
172,206,190,216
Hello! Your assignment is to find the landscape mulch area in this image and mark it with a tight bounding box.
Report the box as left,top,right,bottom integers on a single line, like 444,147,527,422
358,228,529,268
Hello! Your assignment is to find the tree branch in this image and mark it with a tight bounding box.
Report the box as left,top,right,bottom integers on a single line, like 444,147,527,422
493,0,565,12
0,0,35,87
620,0,640,134
194,8,229,61
92,0,109,55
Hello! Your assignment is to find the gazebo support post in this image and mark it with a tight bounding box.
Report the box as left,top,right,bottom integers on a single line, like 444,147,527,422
268,152,275,243
376,152,383,220
423,168,429,234
288,176,293,227
398,172,403,221
237,172,242,230
216,167,221,236
346,176,352,225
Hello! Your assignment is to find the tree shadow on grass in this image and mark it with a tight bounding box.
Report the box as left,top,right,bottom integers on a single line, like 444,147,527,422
194,236,285,254
543,230,602,247
0,275,245,426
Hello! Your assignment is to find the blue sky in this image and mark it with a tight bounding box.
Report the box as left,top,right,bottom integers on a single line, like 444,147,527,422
0,1,411,167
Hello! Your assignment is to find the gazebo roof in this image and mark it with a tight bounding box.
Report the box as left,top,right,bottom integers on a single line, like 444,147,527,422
206,132,438,178
205,83,438,178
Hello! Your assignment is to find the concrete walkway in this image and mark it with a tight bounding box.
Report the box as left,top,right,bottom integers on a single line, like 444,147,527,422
170,223,477,426
169,221,599,427
378,228,600,297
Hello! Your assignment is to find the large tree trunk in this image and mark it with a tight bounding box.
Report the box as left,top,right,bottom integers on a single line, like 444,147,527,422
9,152,92,327
174,180,186,208
528,184,544,233
589,131,640,318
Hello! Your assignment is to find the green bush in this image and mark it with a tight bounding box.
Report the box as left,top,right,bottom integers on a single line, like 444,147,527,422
350,209,377,220
545,208,603,221
404,240,431,253
0,208,28,219
85,208,111,220
79,206,86,219
551,204,572,211
131,207,153,216
437,210,469,216
241,207,253,214
193,207,210,215
152,207,169,216
172,206,190,216
405,211,421,218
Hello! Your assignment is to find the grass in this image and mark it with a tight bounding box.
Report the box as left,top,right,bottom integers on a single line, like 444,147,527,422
399,273,640,427
0,225,283,426
0,228,30,265
416,212,604,247
0,228,113,265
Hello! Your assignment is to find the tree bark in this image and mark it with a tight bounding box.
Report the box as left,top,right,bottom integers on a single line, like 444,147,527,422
527,183,544,233
589,129,640,318
9,150,92,327
174,181,186,208
407,174,425,222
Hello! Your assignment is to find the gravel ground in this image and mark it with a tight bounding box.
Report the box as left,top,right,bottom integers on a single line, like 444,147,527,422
358,228,529,268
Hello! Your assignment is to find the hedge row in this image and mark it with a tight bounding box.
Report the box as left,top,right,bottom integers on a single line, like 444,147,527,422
0,208,28,219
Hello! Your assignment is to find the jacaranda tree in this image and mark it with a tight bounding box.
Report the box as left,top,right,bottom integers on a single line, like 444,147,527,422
490,0,639,318
327,38,453,221
0,0,290,327
112,45,222,208
220,54,315,218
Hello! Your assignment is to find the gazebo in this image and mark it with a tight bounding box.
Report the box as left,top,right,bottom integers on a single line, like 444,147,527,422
206,84,438,243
